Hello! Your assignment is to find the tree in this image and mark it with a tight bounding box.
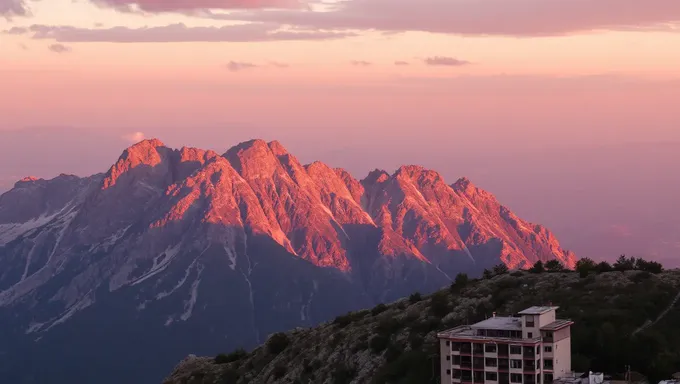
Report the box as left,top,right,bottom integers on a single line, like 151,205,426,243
545,259,564,272
450,273,469,293
483,269,493,279
267,332,290,355
594,261,613,274
492,264,509,276
614,254,635,271
575,257,597,278
635,258,664,274
409,292,422,303
528,260,545,273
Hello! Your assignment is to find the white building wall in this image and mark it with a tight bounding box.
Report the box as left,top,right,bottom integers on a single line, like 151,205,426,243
552,337,571,379
441,339,452,383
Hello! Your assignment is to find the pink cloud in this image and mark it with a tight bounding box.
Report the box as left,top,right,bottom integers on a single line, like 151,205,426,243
219,0,680,37
90,0,302,13
7,23,355,42
0,0,28,19
394,61,410,66
424,56,471,66
226,61,258,71
350,60,371,66
48,43,72,53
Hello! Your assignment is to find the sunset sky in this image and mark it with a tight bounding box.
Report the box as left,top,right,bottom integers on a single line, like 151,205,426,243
3,0,680,261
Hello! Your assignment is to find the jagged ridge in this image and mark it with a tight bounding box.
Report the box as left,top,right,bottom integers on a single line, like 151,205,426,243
0,138,575,384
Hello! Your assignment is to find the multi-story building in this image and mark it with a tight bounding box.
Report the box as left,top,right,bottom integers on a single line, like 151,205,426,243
437,306,573,384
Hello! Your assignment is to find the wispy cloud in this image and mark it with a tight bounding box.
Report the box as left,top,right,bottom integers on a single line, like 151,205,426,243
268,61,289,68
351,60,372,67
226,61,258,72
394,61,409,66
217,0,680,37
423,56,470,66
0,0,28,19
88,0,303,13
5,23,355,43
48,43,72,53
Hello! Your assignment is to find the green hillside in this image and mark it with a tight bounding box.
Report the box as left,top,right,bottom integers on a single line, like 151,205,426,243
164,259,680,384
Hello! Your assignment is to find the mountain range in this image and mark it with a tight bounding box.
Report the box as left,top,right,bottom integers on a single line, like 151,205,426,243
0,139,575,384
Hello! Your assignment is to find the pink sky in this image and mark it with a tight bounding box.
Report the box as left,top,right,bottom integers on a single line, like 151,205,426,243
2,0,680,263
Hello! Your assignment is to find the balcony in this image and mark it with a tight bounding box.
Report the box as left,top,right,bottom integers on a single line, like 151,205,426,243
461,361,473,369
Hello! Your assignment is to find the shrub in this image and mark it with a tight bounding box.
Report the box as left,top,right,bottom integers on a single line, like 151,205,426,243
267,332,290,355
528,260,545,273
369,334,390,353
214,348,247,364
272,364,287,380
594,261,613,274
332,363,357,384
492,264,509,275
450,273,469,293
372,303,388,316
409,292,422,303
545,259,564,272
430,291,450,318
575,257,597,278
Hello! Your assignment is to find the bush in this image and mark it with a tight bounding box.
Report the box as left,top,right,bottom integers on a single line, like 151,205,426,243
332,363,357,384
272,364,288,379
267,332,290,355
214,348,247,364
409,292,422,303
528,260,545,273
450,273,469,292
492,264,509,275
372,303,388,316
575,257,597,278
430,291,450,318
594,261,613,274
545,259,564,272
369,334,390,353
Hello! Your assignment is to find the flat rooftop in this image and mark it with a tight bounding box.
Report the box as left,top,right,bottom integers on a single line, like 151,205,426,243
518,306,559,315
540,319,573,331
470,316,522,331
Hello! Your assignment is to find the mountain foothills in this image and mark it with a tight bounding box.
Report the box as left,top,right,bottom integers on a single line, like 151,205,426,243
165,266,680,384
0,139,575,384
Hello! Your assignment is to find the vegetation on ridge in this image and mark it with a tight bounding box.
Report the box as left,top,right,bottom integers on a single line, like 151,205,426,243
164,257,680,384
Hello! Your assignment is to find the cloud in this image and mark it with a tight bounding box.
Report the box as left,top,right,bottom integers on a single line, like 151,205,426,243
268,61,289,68
48,44,72,53
218,0,680,37
0,0,28,19
226,61,258,72
122,132,145,143
424,56,471,66
6,23,355,43
89,0,302,13
18,42,28,50
394,61,409,66
351,60,371,66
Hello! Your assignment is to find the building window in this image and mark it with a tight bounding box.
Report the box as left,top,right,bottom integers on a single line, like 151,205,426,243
486,358,498,367
528,332,533,338
486,343,498,353
544,359,554,370
511,374,523,383
446,356,451,361
545,374,554,384
510,345,522,355
453,356,462,365
447,369,451,375
486,372,499,381
446,341,451,346
525,316,535,327
544,346,552,353
452,342,462,351
536,347,540,354
511,360,523,369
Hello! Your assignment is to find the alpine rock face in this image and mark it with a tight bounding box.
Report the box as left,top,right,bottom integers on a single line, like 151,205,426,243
0,139,575,384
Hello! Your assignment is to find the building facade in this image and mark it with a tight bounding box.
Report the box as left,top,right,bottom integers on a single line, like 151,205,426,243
437,306,573,384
